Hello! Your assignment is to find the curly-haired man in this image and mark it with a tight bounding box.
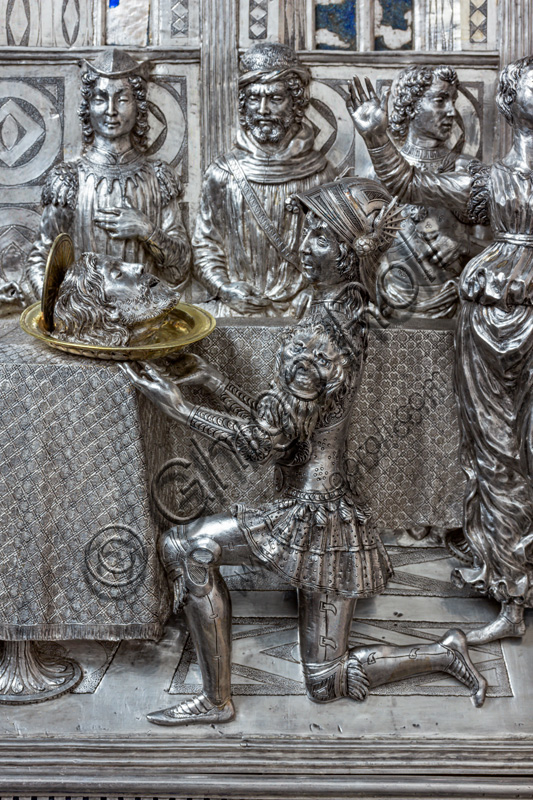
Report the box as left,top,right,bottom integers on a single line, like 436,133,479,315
26,50,191,301
377,65,488,320
193,43,336,317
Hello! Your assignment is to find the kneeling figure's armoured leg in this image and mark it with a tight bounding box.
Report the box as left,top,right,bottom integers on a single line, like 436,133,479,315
148,515,248,726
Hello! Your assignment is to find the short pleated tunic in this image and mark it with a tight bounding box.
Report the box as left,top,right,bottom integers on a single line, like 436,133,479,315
231,308,393,600
235,485,392,598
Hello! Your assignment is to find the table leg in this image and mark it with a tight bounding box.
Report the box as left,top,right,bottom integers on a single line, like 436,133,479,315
0,641,82,704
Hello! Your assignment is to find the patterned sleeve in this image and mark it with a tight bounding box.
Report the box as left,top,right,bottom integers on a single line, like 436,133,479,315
367,137,479,222
187,405,274,464
153,160,182,204
25,161,78,300
466,160,491,226
41,161,79,208
214,380,255,417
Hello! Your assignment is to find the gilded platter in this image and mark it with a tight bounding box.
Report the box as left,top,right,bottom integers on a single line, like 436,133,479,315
20,302,216,361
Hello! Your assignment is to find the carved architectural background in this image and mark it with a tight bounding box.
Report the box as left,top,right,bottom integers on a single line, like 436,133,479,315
0,0,509,261
0,4,529,797
1,0,94,47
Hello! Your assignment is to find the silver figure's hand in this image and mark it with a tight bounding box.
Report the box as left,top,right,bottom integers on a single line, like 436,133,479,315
119,361,190,422
170,353,226,394
420,228,466,272
293,287,313,319
218,281,272,315
94,206,154,240
347,76,390,148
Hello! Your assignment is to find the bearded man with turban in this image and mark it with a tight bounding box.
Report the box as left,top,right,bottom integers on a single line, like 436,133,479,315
192,42,336,317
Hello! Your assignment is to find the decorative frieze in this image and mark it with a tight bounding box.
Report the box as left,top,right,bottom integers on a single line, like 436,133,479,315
2,0,93,47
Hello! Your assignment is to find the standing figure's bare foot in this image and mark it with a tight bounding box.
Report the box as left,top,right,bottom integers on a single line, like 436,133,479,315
466,603,526,646
146,693,235,726
440,628,488,707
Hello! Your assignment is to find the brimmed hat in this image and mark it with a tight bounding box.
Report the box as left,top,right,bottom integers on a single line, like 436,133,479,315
81,49,149,80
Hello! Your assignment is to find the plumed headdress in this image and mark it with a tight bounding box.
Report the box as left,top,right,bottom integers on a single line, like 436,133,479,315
294,177,402,282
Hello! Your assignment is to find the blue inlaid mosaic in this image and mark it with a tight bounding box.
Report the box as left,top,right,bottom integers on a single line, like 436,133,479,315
315,0,357,50
374,0,413,50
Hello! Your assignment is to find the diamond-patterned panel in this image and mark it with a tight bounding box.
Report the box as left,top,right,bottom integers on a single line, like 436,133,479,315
0,98,44,168
171,0,189,37
6,0,30,46
144,324,463,531
470,0,488,43
249,0,268,39
61,0,80,46
196,325,463,527
0,336,169,640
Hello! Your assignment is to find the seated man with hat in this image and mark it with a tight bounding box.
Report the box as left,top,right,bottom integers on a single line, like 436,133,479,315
26,50,191,300
193,42,336,317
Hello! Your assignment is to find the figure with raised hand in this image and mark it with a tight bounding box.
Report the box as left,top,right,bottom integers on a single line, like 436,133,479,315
377,65,489,319
121,177,487,725
192,42,336,317
26,49,191,301
348,60,533,645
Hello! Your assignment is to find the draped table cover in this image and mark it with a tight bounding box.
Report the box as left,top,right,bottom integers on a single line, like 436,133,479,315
0,316,463,639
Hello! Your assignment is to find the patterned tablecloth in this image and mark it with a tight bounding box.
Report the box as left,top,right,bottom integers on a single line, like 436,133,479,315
0,317,463,639
150,319,465,532
0,321,169,641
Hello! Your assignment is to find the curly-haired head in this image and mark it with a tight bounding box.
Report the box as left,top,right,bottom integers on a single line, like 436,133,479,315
390,65,459,140
496,56,533,124
78,70,149,151
53,253,179,347
254,321,351,442
53,253,132,346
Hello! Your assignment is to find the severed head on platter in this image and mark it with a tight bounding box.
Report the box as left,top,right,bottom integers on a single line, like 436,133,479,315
20,234,215,361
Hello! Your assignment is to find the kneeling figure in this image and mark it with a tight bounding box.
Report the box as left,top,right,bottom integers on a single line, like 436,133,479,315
123,177,487,724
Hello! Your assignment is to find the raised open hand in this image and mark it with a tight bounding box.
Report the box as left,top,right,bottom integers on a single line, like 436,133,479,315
346,76,390,147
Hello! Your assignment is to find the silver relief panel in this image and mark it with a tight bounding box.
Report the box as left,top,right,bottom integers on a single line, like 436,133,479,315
0,57,201,263
2,0,94,47
147,324,464,531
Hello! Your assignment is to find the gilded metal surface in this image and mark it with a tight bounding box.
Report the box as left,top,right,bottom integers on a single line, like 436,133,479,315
40,233,76,332
20,301,215,361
